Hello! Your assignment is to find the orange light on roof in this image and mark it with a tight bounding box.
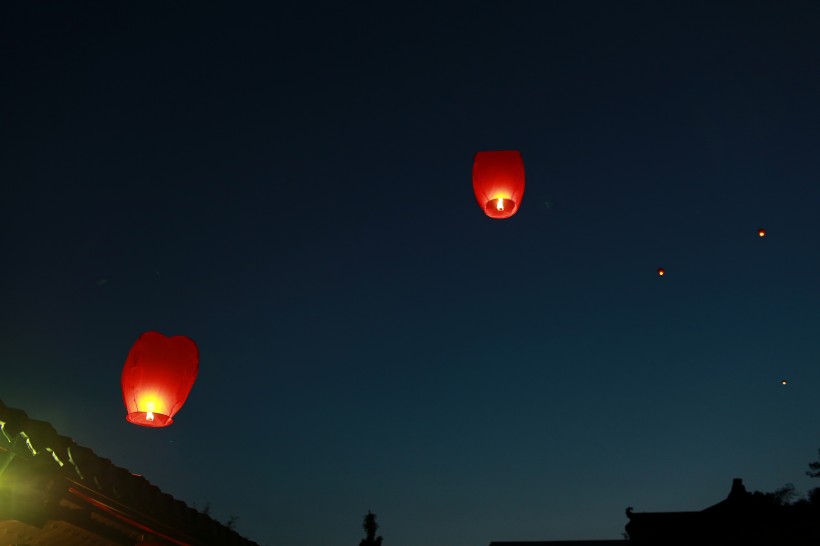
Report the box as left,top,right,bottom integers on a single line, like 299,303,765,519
121,331,199,427
472,151,525,219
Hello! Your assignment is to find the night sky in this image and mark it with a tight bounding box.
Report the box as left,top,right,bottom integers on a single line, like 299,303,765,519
2,2,820,546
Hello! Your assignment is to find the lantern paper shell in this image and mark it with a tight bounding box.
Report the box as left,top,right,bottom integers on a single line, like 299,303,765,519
121,331,199,427
472,150,525,219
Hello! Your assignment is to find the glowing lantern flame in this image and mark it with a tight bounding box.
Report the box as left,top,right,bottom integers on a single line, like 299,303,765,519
758,228,766,237
657,268,665,276
472,151,525,219
121,331,199,427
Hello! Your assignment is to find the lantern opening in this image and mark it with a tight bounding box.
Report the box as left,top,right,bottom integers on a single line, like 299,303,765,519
126,411,174,427
485,198,516,218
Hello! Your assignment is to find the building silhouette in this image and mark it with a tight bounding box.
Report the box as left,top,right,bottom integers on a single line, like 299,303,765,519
626,478,820,545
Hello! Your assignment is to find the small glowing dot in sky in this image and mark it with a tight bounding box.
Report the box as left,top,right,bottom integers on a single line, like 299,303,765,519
781,379,788,386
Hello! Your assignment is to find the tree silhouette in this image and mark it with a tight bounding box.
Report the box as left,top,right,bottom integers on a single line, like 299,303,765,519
807,449,820,478
808,449,820,506
359,511,383,546
771,483,798,505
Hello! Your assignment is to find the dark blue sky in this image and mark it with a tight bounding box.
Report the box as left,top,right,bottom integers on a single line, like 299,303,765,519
2,2,820,545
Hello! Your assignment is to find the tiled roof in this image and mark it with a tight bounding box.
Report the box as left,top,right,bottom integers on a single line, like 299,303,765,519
0,399,260,546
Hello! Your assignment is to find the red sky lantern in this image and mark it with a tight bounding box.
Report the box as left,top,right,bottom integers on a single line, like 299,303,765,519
121,331,199,427
758,227,766,237
472,150,525,219
657,268,665,276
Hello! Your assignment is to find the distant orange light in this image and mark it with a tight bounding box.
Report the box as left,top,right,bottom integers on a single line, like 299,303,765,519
758,228,766,237
472,150,525,219
657,268,665,276
781,379,788,385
